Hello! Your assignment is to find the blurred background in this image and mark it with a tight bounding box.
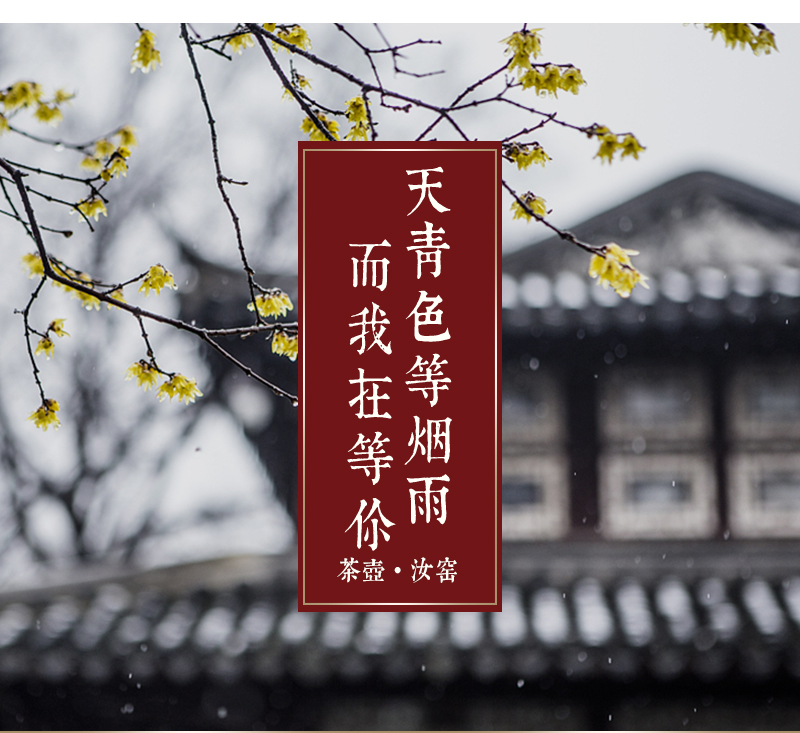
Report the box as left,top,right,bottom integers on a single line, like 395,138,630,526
0,22,800,729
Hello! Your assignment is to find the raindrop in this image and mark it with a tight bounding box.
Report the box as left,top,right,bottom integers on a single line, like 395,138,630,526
604,351,614,365
577,651,587,662
576,329,585,340
724,342,729,351
128,672,132,679
608,657,612,664
218,707,228,719
121,703,134,714
723,530,730,540
517,679,524,688
136,683,141,689
421,664,426,672
140,643,148,652
529,357,539,370
291,399,299,408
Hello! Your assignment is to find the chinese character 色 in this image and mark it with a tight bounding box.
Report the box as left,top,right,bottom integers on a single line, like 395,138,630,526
407,290,450,342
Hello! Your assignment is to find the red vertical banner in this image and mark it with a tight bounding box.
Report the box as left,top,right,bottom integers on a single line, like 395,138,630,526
298,142,501,611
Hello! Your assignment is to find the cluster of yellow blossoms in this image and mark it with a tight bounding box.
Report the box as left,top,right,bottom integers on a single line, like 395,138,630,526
507,142,550,170
139,265,177,297
126,362,203,404
246,289,298,361
264,24,312,52
502,30,585,97
227,33,255,55
344,96,370,141
588,243,648,298
589,126,645,165
704,23,776,55
80,125,137,183
34,319,70,361
248,290,293,319
520,65,585,97
511,192,548,221
272,331,299,361
300,112,339,141
22,254,103,310
0,81,73,133
131,29,161,74
28,399,61,432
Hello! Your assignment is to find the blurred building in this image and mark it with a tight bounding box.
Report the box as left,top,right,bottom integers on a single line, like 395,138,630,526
2,171,800,729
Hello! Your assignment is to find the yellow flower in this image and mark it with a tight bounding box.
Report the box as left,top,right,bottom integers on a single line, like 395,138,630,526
48,319,69,338
227,33,254,55
158,374,203,404
511,192,547,221
538,65,562,96
117,146,132,159
282,73,311,101
106,288,126,309
559,66,585,95
263,23,277,33
345,121,369,141
508,142,550,170
76,197,107,221
126,360,161,391
751,28,777,55
35,337,55,359
21,253,44,278
80,156,103,173
2,81,43,111
70,275,102,311
345,96,369,124
95,139,115,157
595,132,619,164
272,331,298,361
115,125,138,147
28,399,60,431
277,25,312,51
588,243,649,298
502,29,542,75
248,290,294,318
619,134,645,160
131,29,161,73
33,103,63,126
139,264,177,296
107,155,128,178
0,114,8,134
53,88,74,104
300,113,340,141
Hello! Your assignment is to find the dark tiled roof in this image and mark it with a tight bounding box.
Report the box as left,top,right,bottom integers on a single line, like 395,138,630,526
2,548,800,687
